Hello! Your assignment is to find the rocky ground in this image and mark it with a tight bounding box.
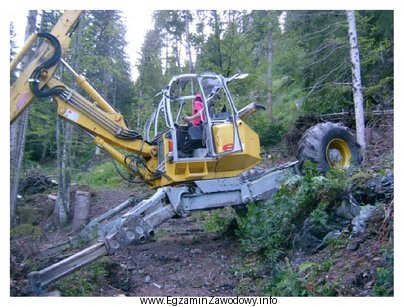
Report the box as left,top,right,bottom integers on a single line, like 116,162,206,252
10,116,394,297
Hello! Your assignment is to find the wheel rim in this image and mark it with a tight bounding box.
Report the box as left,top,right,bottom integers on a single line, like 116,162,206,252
326,138,351,169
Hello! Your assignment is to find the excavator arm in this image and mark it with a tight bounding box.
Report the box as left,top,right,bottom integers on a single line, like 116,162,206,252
10,10,158,183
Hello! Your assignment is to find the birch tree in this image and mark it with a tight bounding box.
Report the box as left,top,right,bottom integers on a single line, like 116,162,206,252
346,10,366,156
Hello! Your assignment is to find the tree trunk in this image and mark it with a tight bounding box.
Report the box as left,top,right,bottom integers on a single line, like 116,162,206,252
225,11,235,77
137,89,143,128
184,11,194,93
213,11,223,71
10,111,29,227
112,82,117,107
40,140,48,164
165,36,169,73
54,14,83,224
72,190,90,231
10,10,38,227
174,39,181,69
267,30,273,119
55,119,73,224
55,117,68,223
346,10,366,157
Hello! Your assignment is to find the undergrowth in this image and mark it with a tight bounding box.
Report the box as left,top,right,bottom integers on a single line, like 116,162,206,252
73,161,125,188
234,164,394,296
237,166,350,268
234,166,354,296
372,244,394,296
53,258,112,296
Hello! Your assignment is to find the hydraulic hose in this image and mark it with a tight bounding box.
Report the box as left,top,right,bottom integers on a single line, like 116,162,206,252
29,32,66,98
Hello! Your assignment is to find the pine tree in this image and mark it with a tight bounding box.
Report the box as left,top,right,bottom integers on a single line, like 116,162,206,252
78,10,134,114
153,10,186,75
134,28,164,128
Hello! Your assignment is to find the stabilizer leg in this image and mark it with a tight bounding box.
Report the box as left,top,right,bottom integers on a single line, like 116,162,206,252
28,188,175,295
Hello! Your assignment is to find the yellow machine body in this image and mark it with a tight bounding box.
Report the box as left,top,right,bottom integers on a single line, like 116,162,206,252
149,120,261,187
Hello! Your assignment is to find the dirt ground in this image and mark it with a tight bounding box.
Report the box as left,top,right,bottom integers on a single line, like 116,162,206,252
96,216,243,296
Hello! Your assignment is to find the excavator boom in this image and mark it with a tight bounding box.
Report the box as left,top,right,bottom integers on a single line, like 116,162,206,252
10,10,82,123
10,10,158,183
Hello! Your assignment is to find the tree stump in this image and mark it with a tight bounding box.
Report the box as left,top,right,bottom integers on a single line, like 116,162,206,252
73,190,90,231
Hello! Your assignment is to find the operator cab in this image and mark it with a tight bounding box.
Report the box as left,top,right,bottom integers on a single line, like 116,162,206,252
144,72,261,183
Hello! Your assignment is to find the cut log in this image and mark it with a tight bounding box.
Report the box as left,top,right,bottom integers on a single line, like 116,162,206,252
73,190,91,231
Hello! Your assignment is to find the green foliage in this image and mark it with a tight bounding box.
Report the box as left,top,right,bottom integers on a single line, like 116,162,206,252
372,244,394,296
74,160,124,188
16,206,40,225
281,11,350,114
325,236,348,250
309,203,328,228
79,11,134,111
237,169,350,268
277,10,393,114
133,28,166,128
373,267,393,296
264,265,309,296
24,10,136,166
56,258,111,296
263,257,339,296
25,98,58,162
232,256,266,295
196,208,235,234
246,113,286,147
10,224,43,240
356,11,393,110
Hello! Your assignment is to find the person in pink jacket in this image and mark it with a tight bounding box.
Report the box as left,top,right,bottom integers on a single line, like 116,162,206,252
184,94,206,126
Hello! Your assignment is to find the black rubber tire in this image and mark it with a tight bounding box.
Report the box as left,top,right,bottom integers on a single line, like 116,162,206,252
297,122,362,172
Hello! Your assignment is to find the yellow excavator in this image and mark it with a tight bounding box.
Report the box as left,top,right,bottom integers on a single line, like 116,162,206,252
10,10,362,294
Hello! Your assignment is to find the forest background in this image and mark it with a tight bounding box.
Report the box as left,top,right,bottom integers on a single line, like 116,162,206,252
9,9,394,168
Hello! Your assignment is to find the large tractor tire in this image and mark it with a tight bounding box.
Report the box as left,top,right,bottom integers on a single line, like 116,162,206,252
297,122,362,172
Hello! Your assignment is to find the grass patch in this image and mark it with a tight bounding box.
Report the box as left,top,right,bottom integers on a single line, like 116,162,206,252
16,205,40,225
73,161,124,188
11,224,43,240
55,258,112,296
